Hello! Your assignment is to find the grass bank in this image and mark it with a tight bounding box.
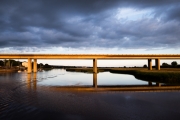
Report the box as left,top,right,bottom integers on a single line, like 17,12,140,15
42,68,53,71
110,68,180,84
66,68,110,73
66,68,180,83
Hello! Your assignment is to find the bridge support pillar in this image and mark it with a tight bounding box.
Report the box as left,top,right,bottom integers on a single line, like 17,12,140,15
93,73,97,88
28,58,32,74
155,59,160,70
33,73,37,90
33,59,37,73
27,74,31,89
156,82,161,87
148,59,152,70
93,59,97,73
148,81,152,86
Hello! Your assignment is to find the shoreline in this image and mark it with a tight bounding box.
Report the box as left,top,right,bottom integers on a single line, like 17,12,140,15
110,68,180,84
0,69,18,73
1,67,180,84
0,68,53,73
45,85,180,92
66,68,180,83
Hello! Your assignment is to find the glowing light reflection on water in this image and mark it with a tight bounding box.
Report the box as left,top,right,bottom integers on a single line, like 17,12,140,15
35,69,149,86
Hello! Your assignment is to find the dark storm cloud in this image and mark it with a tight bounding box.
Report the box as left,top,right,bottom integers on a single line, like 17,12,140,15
0,0,180,50
164,5,180,21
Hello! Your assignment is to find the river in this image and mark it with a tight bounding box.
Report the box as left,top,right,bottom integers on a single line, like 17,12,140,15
34,69,149,86
0,69,180,120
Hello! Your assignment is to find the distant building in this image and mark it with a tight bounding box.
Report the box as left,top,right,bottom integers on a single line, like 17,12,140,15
22,62,28,68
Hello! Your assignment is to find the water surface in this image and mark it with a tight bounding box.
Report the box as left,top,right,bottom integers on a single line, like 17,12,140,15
25,69,150,86
1,69,180,120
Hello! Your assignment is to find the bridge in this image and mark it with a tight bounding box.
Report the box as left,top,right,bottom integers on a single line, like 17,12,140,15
0,54,180,73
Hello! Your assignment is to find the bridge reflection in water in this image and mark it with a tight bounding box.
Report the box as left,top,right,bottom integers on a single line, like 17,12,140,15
26,72,98,89
93,73,97,88
25,71,180,91
27,73,37,90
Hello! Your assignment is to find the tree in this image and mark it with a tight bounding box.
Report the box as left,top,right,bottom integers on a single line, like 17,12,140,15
171,61,178,67
143,64,147,68
44,64,51,68
38,63,44,68
4,59,7,66
0,59,22,68
0,60,4,66
162,63,169,68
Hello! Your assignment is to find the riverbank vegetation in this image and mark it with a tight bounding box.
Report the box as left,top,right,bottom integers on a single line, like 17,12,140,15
0,59,22,68
66,67,180,84
110,68,180,84
0,59,22,72
0,59,53,72
66,68,109,73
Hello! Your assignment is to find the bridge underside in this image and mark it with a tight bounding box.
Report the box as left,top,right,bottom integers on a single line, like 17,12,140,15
0,54,179,73
1,54,180,88
26,58,162,74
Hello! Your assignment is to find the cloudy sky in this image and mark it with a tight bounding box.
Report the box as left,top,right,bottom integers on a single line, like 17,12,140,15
0,0,180,66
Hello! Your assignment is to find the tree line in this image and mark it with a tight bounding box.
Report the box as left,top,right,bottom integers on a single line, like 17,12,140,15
143,61,179,68
0,59,21,68
161,61,179,68
0,59,52,69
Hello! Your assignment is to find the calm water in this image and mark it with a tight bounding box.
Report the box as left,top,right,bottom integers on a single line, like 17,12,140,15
19,69,150,86
1,69,180,120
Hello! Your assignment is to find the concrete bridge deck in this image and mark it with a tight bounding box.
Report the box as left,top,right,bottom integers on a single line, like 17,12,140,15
0,54,180,59
0,54,180,74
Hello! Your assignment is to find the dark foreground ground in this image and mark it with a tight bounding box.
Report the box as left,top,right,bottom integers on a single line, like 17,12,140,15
1,83,180,120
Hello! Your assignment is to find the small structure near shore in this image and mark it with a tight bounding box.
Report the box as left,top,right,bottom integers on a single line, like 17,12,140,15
22,61,28,68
